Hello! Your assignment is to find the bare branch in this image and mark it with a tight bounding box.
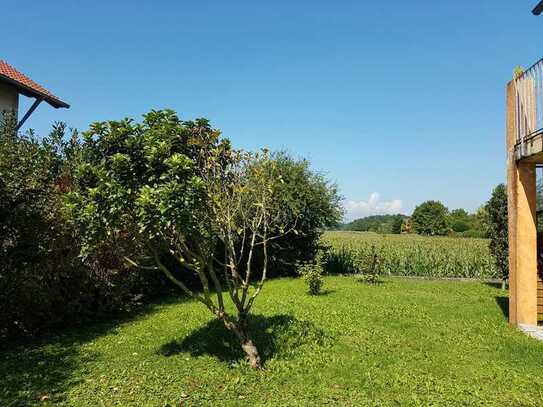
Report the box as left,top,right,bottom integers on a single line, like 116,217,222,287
152,250,216,313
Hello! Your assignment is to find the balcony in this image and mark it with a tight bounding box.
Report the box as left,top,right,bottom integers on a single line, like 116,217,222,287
513,58,543,161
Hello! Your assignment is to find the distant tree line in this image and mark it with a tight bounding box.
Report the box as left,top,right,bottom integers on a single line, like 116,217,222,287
339,187,510,286
340,201,489,238
339,214,407,234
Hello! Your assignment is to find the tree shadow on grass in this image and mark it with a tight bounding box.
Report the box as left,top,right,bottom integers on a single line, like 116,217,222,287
495,296,509,319
158,314,329,366
317,289,336,296
0,296,185,406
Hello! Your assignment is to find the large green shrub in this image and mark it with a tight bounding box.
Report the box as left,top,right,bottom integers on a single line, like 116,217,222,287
411,200,450,236
67,110,328,369
0,120,171,340
0,121,80,338
259,153,343,278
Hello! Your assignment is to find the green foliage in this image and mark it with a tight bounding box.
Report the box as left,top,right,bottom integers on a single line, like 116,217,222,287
390,214,404,234
1,109,340,345
321,246,358,275
0,119,171,339
457,229,487,239
1,277,541,405
447,208,487,237
343,206,487,238
324,231,498,279
485,184,508,283
0,120,81,338
448,208,470,233
354,245,381,284
298,258,324,295
513,66,524,79
261,153,343,277
323,243,382,282
411,200,450,236
342,214,407,234
67,110,337,367
66,110,220,259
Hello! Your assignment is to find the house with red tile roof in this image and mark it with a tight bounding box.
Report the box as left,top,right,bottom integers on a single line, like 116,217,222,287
0,60,69,130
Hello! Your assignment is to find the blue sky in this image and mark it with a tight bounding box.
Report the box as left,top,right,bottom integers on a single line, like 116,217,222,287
2,1,542,220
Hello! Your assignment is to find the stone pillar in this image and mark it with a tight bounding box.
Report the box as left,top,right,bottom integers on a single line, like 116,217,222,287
507,81,538,326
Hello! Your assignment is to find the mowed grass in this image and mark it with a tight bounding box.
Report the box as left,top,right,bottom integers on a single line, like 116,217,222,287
2,277,543,406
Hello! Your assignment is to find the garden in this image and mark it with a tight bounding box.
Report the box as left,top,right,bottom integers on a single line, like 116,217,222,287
0,112,532,406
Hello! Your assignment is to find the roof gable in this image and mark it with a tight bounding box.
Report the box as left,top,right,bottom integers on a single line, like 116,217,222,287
0,60,69,109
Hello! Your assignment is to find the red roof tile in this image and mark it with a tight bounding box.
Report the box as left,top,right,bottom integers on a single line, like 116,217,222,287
0,60,69,109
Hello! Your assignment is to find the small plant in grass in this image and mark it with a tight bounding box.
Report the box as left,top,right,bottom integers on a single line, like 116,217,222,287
298,258,324,295
355,245,381,284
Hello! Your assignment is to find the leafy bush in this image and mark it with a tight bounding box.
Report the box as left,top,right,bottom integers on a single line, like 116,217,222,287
67,110,338,369
0,121,82,338
0,121,172,340
411,200,450,236
354,245,381,284
298,259,324,295
259,153,343,278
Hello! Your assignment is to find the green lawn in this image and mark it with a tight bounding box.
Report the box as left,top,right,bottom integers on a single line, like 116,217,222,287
2,277,543,406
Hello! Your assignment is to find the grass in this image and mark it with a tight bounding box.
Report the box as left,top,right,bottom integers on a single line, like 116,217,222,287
323,231,498,279
2,277,543,406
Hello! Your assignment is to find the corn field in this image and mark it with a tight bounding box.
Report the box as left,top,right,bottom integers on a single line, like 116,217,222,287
323,231,498,279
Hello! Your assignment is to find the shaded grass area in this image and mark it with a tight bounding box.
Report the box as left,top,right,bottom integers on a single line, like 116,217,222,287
1,277,543,406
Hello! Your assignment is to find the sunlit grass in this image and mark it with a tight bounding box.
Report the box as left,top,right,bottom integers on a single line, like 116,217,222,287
1,277,541,406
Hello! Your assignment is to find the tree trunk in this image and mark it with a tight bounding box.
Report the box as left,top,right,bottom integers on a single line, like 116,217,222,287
240,336,262,369
502,278,507,290
224,314,262,369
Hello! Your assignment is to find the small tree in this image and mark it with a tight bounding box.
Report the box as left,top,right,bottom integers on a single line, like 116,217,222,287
411,200,449,236
486,184,508,289
391,215,404,234
298,258,324,295
68,111,301,369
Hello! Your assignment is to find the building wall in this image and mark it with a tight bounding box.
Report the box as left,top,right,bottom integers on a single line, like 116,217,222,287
0,81,18,120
